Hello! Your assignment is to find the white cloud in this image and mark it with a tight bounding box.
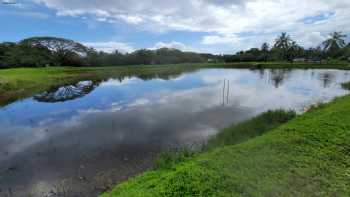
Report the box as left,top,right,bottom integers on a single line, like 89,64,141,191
151,41,194,51
0,10,50,19
31,0,350,53
116,15,143,24
201,34,239,45
85,40,198,53
128,98,151,107
83,41,135,53
297,32,327,48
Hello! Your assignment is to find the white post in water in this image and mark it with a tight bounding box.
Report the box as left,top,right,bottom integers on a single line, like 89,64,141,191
223,79,226,105
227,80,230,104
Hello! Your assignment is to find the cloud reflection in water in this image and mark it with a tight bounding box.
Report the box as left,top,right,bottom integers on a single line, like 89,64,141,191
0,68,349,196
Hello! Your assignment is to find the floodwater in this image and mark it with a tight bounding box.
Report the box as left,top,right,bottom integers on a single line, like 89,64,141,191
0,68,349,196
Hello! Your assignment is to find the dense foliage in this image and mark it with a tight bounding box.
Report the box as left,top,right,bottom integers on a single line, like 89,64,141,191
223,32,350,63
0,32,349,68
0,37,207,68
92,48,206,66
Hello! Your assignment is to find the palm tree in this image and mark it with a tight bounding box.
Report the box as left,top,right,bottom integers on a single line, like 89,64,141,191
261,42,269,62
274,33,293,60
322,32,347,57
287,41,302,62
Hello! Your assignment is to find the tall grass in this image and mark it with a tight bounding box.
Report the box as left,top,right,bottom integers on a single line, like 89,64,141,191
154,109,296,170
155,148,196,170
205,109,296,150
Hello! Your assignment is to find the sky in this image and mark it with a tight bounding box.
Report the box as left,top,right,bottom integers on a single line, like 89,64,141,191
0,0,350,54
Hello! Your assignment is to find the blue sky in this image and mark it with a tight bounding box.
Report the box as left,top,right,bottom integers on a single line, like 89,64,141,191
1,0,349,54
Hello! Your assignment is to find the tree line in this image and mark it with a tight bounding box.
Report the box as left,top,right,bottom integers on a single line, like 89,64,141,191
0,32,349,68
224,32,350,62
0,37,206,68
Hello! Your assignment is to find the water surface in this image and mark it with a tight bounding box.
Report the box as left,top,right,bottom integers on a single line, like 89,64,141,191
0,68,349,196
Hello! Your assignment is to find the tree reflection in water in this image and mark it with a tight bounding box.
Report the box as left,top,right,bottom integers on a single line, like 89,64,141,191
34,81,97,103
318,72,336,88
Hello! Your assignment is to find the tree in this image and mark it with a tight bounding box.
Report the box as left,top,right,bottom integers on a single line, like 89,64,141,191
0,42,53,68
287,41,302,62
85,48,100,66
322,32,347,58
132,49,154,65
20,37,90,66
0,42,17,68
274,32,293,61
0,43,8,68
305,47,323,59
261,42,269,62
341,43,350,61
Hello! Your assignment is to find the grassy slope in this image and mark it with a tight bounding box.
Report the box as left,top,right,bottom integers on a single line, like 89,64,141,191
101,95,350,197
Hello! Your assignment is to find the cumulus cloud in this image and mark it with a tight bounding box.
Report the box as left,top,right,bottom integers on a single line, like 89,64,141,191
201,34,239,45
31,0,350,52
151,41,194,51
297,32,327,48
84,41,195,53
83,41,135,53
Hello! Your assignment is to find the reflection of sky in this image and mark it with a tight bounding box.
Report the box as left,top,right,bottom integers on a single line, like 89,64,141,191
1,68,350,196
0,69,349,162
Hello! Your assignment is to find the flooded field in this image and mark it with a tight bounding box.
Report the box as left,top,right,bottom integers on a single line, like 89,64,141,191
0,68,349,196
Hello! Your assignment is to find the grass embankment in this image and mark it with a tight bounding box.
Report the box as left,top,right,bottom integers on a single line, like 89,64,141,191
205,110,296,150
1,61,349,106
101,95,350,197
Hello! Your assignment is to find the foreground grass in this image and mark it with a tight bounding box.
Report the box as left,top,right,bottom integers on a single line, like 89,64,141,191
1,61,349,106
101,95,350,197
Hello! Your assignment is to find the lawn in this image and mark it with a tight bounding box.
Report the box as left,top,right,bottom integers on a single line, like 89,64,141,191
101,95,350,197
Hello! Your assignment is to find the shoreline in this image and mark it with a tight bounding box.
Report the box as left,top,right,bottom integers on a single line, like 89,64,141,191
1,62,349,106
101,94,350,196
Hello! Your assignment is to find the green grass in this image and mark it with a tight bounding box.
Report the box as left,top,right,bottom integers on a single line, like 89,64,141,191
154,148,197,170
153,110,296,171
205,109,296,150
0,67,99,105
100,95,350,197
1,61,349,106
